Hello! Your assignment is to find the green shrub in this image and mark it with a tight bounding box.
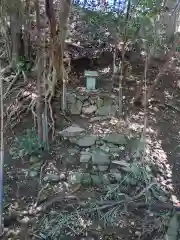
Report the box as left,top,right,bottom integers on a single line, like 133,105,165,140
16,57,33,73
10,128,44,159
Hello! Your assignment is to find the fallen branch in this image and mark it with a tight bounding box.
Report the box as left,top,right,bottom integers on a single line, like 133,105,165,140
36,194,80,213
90,199,179,213
34,161,48,207
3,198,179,229
91,183,157,212
59,111,72,123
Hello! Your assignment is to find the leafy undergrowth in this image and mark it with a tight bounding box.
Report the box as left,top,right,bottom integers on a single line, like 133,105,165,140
33,159,176,240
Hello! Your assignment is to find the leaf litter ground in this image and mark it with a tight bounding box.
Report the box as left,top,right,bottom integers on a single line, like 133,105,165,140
3,62,180,239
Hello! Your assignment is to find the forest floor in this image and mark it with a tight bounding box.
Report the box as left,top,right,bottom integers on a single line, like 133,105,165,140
3,59,180,239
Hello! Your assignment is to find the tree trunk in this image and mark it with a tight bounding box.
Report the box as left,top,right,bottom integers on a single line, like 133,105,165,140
152,0,177,59
35,0,43,141
58,0,72,49
45,0,71,88
0,72,4,237
23,0,31,60
10,13,21,67
10,5,24,68
58,0,71,109
45,0,63,84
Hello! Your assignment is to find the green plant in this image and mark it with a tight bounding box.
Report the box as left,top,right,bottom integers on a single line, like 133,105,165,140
16,57,33,73
121,162,153,186
10,128,44,159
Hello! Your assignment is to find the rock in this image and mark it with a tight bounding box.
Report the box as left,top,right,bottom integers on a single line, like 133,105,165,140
103,133,126,145
112,160,130,168
102,174,110,184
68,172,82,184
100,144,110,153
59,173,66,180
171,195,179,204
96,98,104,108
91,175,102,185
76,95,89,102
158,195,168,203
148,212,154,217
59,125,85,137
110,171,122,182
103,98,113,106
81,173,92,185
29,170,38,177
69,137,79,144
43,174,60,182
76,136,97,147
31,162,42,171
109,147,120,153
96,105,111,116
80,152,92,162
66,93,76,104
89,116,102,122
82,105,97,115
93,165,98,171
111,152,119,158
167,172,172,178
110,104,118,114
92,149,110,165
66,155,77,165
96,104,118,116
29,156,39,164
70,100,83,115
107,143,117,148
91,174,110,185
89,98,95,105
97,165,108,172
89,116,112,123
68,148,79,155
83,101,90,107
96,140,103,146
135,231,141,237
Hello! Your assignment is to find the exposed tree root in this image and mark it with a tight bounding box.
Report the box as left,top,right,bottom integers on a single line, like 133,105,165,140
3,70,21,99
4,89,31,130
4,85,56,134
0,64,12,75
4,192,179,229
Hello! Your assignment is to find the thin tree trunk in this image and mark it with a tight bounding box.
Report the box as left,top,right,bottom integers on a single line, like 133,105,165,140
35,0,43,141
10,4,24,68
118,0,131,115
10,13,21,67
58,0,72,110
0,72,4,237
45,0,63,84
24,0,31,60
